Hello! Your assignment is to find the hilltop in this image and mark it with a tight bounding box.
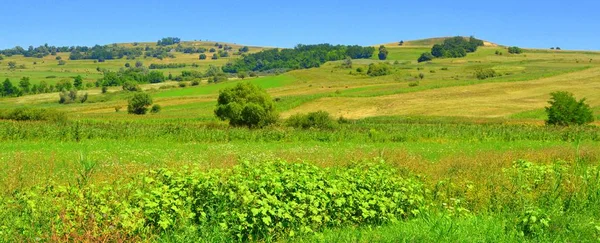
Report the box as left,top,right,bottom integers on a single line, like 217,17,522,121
380,36,500,47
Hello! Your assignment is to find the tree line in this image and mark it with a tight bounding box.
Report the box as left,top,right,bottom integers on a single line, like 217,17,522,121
418,36,484,62
221,44,375,73
1,76,89,98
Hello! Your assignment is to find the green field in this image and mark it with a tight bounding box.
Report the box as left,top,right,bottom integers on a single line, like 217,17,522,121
1,37,600,242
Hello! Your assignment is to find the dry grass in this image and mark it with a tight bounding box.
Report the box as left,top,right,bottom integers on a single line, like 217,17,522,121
284,67,600,119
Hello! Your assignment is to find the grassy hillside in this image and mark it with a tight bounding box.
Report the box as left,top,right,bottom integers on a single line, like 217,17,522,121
1,38,600,242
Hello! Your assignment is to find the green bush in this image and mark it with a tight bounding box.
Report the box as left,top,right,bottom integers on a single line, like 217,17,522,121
150,104,162,114
286,111,337,129
367,63,392,77
545,91,594,126
418,53,434,62
128,92,153,115
122,82,142,92
0,107,67,122
215,82,279,128
508,46,523,54
474,68,498,80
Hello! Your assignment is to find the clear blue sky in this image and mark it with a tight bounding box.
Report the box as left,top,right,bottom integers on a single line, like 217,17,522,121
2,0,599,50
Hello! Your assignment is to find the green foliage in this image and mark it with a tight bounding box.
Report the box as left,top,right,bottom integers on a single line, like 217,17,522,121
475,68,499,80
199,53,207,60
149,63,187,69
545,91,594,126
122,82,141,92
222,44,374,73
73,75,83,89
285,111,338,129
429,36,484,59
418,52,434,62
127,92,153,115
58,89,86,104
151,104,162,114
0,107,67,122
157,37,181,46
367,63,392,77
215,82,279,128
378,45,388,60
508,46,523,54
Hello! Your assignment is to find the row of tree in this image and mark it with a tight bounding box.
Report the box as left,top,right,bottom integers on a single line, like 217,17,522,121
221,44,375,73
157,37,181,46
418,36,484,62
96,67,165,87
1,76,87,98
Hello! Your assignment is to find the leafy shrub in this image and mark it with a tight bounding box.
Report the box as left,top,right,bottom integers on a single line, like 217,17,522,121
127,92,153,115
378,45,388,60
214,82,279,128
508,46,523,54
367,63,392,77
122,82,142,92
0,107,67,122
191,80,200,86
545,91,594,126
286,111,338,129
150,104,161,113
178,82,187,88
474,68,498,80
58,60,67,65
190,160,426,240
418,53,434,62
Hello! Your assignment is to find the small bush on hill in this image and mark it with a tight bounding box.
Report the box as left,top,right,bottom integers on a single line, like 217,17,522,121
215,82,278,128
508,46,523,54
150,104,161,114
545,91,594,126
367,63,392,77
475,68,498,80
286,111,338,129
418,53,434,62
127,92,153,115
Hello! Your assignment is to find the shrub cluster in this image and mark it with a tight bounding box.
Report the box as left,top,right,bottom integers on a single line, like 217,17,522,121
474,68,498,80
0,107,67,122
0,161,426,241
285,111,338,129
367,62,392,77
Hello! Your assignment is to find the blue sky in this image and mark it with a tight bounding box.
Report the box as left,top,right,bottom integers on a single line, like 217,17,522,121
1,0,599,50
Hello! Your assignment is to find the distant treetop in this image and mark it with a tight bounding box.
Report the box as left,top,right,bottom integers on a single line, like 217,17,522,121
157,37,181,46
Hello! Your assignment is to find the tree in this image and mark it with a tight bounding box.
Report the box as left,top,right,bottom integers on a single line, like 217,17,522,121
199,53,207,60
508,46,523,54
2,78,15,96
378,45,388,60
418,53,434,63
214,82,279,128
19,77,31,93
341,56,352,69
209,48,216,53
212,53,218,60
55,56,62,60
545,91,594,126
58,60,67,65
431,44,445,58
237,71,247,79
73,75,83,89
239,46,249,53
125,62,131,68
135,61,143,68
127,92,153,115
150,104,161,113
399,40,404,46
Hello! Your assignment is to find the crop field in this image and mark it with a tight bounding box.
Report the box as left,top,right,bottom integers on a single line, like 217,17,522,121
1,37,600,242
